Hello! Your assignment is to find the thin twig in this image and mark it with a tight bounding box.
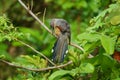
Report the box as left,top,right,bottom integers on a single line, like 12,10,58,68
18,0,84,52
18,0,52,34
30,0,33,10
43,8,46,23
14,38,56,66
0,59,72,72
36,12,41,16
70,42,85,53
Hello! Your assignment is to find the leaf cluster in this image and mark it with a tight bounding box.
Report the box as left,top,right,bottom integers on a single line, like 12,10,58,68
0,0,120,80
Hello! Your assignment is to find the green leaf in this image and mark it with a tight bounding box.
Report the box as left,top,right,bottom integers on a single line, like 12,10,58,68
49,63,94,80
48,70,70,80
83,42,99,52
48,68,79,80
100,35,116,55
110,15,120,25
0,55,5,59
77,33,100,42
79,63,94,73
100,54,114,71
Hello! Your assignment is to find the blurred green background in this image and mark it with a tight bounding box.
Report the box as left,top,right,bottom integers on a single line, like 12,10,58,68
0,0,118,80
0,0,111,55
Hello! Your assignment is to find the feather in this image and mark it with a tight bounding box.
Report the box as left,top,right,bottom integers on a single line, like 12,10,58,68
52,34,68,63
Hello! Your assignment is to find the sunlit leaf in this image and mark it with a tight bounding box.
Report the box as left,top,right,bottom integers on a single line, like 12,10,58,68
100,35,116,55
110,15,120,25
77,33,100,42
0,55,5,59
79,63,94,73
48,70,70,80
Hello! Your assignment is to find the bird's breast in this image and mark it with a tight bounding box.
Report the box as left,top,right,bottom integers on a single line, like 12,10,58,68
54,27,61,37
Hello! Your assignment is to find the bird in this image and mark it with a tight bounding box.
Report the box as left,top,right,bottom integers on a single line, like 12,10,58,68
50,19,71,63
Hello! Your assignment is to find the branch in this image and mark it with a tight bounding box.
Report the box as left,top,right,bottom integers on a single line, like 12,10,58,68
0,59,72,72
70,42,85,52
18,0,84,52
15,38,56,66
17,0,55,36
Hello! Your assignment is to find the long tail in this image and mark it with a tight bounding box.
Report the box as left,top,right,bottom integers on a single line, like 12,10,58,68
52,35,68,63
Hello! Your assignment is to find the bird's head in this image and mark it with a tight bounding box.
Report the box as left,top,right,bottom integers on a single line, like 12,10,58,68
50,19,70,37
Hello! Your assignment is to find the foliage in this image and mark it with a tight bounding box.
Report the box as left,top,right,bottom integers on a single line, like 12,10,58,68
0,15,23,41
0,0,120,80
0,15,22,61
76,1,120,80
